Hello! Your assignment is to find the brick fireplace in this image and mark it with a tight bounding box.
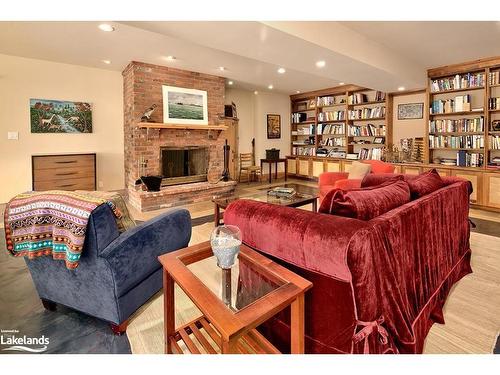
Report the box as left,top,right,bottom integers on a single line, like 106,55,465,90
123,61,236,212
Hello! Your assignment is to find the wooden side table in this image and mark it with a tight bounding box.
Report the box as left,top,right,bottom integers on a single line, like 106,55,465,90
158,242,312,354
260,158,287,184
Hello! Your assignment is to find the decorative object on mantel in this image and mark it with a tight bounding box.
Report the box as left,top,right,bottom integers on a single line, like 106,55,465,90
397,103,424,120
140,175,163,192
30,98,92,133
140,104,157,122
224,102,237,118
267,114,281,139
162,85,208,125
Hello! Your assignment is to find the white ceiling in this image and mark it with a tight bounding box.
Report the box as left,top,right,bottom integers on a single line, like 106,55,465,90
1,21,500,94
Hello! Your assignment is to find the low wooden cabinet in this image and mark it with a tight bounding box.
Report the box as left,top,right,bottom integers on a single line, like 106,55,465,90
32,153,96,191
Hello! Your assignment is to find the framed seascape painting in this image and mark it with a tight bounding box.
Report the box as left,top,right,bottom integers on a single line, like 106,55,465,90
162,86,208,125
30,99,92,133
397,102,424,120
267,114,281,139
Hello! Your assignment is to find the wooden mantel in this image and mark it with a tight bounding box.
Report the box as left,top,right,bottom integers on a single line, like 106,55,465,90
138,122,228,131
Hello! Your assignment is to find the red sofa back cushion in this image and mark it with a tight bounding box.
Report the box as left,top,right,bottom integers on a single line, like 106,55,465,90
319,177,411,220
406,169,445,199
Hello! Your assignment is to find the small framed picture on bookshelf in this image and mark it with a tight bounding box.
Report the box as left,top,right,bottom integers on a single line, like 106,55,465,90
397,103,424,120
373,137,384,144
267,114,281,139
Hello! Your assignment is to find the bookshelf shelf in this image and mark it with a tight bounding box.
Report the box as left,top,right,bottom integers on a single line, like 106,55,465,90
429,132,484,135
430,86,485,95
317,103,346,108
348,117,386,122
429,111,484,117
429,148,484,151
292,121,315,125
348,100,386,106
488,109,500,113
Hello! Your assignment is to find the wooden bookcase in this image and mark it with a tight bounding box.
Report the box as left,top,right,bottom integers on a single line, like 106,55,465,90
286,56,500,211
291,85,389,161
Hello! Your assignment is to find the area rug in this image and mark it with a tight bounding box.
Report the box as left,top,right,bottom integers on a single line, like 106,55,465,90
125,230,500,354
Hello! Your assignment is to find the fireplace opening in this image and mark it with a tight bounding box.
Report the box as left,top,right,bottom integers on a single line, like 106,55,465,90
160,146,208,186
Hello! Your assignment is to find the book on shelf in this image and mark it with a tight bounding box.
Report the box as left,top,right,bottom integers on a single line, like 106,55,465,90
430,95,472,114
348,106,385,120
455,151,483,167
291,112,309,123
428,134,484,149
489,135,500,150
320,137,346,147
292,124,315,135
489,97,500,110
318,110,345,121
357,147,383,160
317,95,345,107
292,146,316,156
430,72,485,92
347,91,385,105
488,71,500,86
428,117,484,133
318,123,344,135
348,123,386,136
327,149,346,158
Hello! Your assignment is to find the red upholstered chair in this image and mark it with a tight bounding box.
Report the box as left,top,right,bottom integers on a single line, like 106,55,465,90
318,160,395,202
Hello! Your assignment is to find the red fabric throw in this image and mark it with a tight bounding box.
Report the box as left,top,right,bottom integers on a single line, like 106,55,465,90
319,177,410,221
224,177,472,354
406,169,445,199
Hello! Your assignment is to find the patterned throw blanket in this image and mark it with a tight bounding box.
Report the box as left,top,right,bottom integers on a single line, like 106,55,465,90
4,191,122,269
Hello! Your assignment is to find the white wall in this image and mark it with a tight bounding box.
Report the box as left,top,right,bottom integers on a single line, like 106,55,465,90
0,54,124,203
392,92,426,146
225,89,290,172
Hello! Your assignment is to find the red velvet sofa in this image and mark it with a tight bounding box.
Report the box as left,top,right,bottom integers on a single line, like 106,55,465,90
319,160,395,203
224,174,472,354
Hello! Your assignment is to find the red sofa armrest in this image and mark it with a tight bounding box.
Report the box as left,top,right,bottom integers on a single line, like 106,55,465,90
319,172,349,186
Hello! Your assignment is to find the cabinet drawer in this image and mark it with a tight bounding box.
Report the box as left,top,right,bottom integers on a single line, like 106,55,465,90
287,159,297,174
33,154,95,170
33,177,95,191
34,166,95,182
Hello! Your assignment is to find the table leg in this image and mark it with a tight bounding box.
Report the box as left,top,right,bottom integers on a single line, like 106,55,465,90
285,161,288,181
214,203,220,226
312,198,317,213
290,293,305,354
164,268,175,354
269,163,272,184
222,339,237,354
275,162,278,179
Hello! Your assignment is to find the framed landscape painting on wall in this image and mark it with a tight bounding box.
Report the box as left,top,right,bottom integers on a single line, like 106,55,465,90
162,85,208,125
267,114,281,139
397,102,424,120
30,98,92,133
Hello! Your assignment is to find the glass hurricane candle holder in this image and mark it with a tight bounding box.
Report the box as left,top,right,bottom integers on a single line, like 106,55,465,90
210,225,242,269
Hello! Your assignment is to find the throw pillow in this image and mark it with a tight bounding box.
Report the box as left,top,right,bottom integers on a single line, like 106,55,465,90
347,161,372,180
319,177,410,221
406,169,445,200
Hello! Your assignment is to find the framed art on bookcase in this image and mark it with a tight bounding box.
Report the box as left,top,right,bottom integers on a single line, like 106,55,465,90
397,102,424,120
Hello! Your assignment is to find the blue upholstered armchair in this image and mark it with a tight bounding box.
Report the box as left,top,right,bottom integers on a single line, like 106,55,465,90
25,204,192,334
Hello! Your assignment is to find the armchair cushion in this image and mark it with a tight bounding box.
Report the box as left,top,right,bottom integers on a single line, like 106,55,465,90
100,208,191,297
347,161,372,180
319,177,410,220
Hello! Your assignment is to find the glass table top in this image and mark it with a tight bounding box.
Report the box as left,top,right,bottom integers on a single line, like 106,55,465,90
187,254,284,312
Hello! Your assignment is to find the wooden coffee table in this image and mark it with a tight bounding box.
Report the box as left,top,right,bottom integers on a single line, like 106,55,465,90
158,241,312,354
212,183,318,226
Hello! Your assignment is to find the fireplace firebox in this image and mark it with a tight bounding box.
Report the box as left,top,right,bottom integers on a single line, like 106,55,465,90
160,146,208,186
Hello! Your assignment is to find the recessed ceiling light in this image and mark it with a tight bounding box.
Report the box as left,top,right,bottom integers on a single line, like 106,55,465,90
254,91,258,95
316,60,326,68
165,55,176,61
102,60,111,65
219,66,226,71
98,24,115,32
296,90,301,94
277,67,286,74
398,86,406,91
228,81,234,85
339,82,345,85
268,84,273,90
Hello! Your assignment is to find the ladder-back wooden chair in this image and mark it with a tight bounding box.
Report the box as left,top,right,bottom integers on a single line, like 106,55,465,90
239,153,262,183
